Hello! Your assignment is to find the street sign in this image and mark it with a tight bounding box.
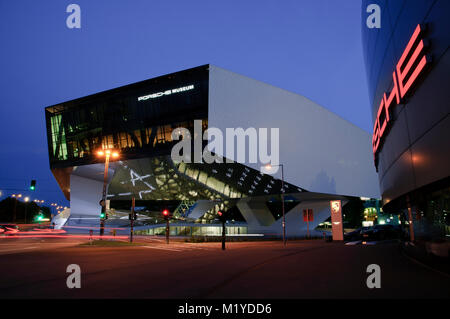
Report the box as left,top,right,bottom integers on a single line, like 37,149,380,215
330,200,344,241
303,209,313,222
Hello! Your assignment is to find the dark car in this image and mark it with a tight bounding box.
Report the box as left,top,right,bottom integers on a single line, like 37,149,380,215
362,224,402,241
344,227,370,241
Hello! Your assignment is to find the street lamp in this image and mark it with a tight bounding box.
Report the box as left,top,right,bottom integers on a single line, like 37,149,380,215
24,196,30,224
97,149,119,237
11,194,22,223
264,163,286,246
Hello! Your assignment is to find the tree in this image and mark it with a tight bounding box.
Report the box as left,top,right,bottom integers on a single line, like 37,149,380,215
343,198,365,228
0,197,41,223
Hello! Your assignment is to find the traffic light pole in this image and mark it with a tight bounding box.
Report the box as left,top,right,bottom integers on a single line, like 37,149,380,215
99,153,110,238
165,218,170,244
130,197,135,243
221,220,226,250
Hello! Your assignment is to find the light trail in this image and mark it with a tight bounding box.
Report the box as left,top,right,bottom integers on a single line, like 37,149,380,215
0,234,129,240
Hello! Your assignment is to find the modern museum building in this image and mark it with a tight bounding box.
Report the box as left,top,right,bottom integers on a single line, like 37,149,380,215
46,64,380,237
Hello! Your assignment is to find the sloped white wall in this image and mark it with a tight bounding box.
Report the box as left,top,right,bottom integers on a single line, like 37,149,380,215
208,65,380,198
237,198,345,237
67,164,115,233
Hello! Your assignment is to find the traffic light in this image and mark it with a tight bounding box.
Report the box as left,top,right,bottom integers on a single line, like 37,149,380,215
217,211,226,222
30,180,36,191
100,212,105,219
162,209,170,219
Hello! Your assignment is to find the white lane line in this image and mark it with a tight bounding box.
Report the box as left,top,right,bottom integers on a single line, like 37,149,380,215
143,246,183,252
168,245,213,250
345,241,362,245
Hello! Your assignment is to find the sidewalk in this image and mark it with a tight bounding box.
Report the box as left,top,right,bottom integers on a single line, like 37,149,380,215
401,240,449,276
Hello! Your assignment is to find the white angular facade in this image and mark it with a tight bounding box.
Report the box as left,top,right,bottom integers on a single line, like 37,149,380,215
48,65,380,237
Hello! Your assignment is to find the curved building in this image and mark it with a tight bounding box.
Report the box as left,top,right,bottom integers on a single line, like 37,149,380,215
362,0,450,243
46,64,379,237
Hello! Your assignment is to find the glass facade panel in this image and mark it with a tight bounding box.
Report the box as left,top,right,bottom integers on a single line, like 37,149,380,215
45,65,209,168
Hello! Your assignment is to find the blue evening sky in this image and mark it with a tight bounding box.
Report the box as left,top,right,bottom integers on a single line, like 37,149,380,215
0,0,370,207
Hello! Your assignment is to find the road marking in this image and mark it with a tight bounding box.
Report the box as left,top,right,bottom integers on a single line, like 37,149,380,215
143,246,183,252
345,241,362,245
142,244,216,252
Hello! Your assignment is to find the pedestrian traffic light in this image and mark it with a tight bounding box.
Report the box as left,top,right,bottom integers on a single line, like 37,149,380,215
30,180,36,191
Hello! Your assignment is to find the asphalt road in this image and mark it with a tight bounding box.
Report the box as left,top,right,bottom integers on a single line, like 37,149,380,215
0,238,448,299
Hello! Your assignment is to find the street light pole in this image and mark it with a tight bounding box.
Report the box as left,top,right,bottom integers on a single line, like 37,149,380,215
264,164,286,247
96,149,119,238
13,199,17,223
12,194,22,223
99,151,110,238
24,196,29,224
280,164,286,247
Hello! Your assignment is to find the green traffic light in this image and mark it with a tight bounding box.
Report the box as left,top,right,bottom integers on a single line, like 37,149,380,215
100,213,105,218
30,180,36,191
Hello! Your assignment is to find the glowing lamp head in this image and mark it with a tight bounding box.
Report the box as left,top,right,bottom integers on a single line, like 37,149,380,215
162,209,169,217
265,164,272,170
112,152,119,158
97,150,104,156
217,211,223,216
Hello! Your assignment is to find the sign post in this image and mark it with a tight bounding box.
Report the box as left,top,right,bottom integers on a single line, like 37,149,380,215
303,209,314,238
330,200,344,241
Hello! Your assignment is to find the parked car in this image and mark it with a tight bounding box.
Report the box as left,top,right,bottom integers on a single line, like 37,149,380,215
344,227,370,241
362,224,402,241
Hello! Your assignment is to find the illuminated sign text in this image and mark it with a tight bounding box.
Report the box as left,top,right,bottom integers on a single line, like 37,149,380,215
372,24,430,166
138,85,194,101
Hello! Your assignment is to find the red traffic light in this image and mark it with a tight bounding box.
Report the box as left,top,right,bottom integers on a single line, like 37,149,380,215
162,209,169,216
217,211,222,216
